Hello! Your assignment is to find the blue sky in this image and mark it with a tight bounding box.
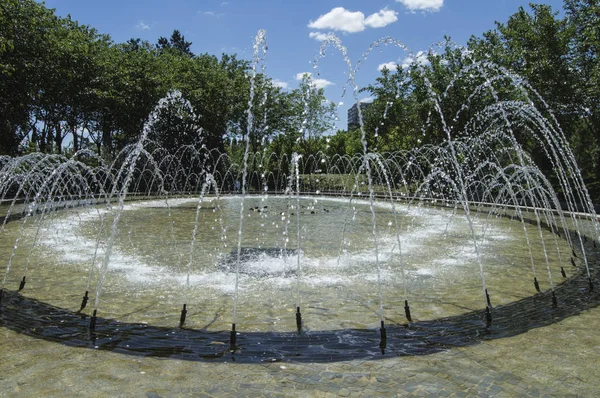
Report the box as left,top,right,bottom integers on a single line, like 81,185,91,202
40,0,566,130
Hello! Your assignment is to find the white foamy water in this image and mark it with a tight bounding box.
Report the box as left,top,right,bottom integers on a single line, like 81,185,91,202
36,196,513,293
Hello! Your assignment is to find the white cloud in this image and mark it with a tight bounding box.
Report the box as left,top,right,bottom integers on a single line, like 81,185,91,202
272,79,289,89
378,61,398,71
397,0,444,12
308,7,398,33
295,72,334,89
364,9,399,28
313,79,334,89
199,11,223,17
136,21,150,31
401,51,430,68
360,97,374,103
309,32,332,42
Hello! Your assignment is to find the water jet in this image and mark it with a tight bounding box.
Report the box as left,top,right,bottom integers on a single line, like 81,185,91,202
0,31,599,372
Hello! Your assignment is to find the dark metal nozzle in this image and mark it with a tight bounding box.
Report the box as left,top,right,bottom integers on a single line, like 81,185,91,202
485,306,492,327
179,304,187,328
551,291,558,308
89,309,97,330
79,291,89,313
295,306,302,333
534,277,541,292
230,323,237,350
18,276,26,291
560,267,566,278
404,300,412,323
379,320,387,354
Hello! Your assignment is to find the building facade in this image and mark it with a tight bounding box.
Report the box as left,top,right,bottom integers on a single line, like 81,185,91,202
347,102,371,131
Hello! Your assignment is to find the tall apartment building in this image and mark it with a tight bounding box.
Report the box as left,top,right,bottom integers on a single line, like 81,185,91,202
347,102,371,131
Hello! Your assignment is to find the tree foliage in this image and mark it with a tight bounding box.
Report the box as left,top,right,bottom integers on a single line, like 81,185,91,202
3,0,600,200
0,0,301,160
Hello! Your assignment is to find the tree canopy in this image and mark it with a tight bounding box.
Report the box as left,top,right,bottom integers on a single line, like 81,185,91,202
2,1,600,199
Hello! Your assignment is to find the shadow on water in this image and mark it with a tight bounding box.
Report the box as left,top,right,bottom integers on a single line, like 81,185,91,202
1,257,598,363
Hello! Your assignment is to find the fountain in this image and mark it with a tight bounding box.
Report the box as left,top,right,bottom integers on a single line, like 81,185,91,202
1,30,600,394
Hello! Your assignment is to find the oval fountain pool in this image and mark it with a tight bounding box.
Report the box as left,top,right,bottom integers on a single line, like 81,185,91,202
1,28,599,365
1,194,597,363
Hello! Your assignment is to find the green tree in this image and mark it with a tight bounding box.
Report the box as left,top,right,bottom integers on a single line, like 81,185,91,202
146,90,203,152
288,73,337,156
157,29,193,57
0,0,58,155
563,0,600,183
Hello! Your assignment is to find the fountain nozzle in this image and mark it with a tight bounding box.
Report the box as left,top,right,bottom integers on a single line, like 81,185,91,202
89,309,97,330
230,323,237,350
179,304,187,328
78,291,89,313
571,257,577,267
551,291,558,308
295,307,302,333
18,276,26,291
404,300,412,323
589,277,594,291
485,289,491,307
534,277,541,292
0,288,3,307
561,267,567,278
485,307,492,327
379,320,387,354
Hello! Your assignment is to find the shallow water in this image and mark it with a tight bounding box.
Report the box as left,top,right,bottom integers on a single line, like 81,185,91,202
0,196,598,396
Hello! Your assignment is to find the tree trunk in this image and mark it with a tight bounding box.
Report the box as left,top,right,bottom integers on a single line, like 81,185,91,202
40,121,48,153
102,123,112,157
72,125,79,154
54,122,63,155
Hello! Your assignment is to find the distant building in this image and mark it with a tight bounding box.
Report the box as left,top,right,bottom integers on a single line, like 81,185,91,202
347,102,371,131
